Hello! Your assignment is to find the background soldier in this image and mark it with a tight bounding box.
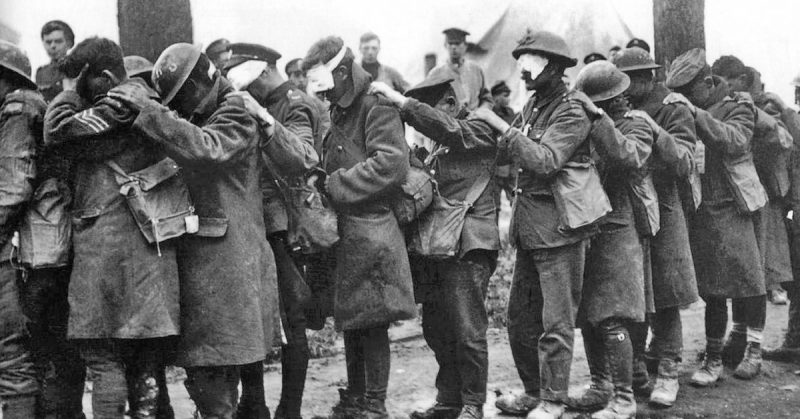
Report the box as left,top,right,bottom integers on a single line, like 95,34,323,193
490,81,516,124
110,43,278,419
302,35,416,419
225,42,321,419
372,74,502,419
35,20,73,102
206,38,232,71
45,37,180,418
358,32,409,93
427,28,493,111
471,30,597,419
615,46,699,408
0,40,43,419
664,48,766,386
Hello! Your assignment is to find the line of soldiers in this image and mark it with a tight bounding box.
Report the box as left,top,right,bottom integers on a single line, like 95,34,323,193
1,19,800,419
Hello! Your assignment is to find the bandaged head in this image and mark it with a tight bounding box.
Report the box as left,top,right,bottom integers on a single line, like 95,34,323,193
517,53,549,81
226,60,268,91
306,45,348,93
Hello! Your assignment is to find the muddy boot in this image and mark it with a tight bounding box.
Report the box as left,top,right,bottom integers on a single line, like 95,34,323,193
567,328,612,412
410,403,461,419
456,405,483,419
690,352,723,387
591,325,636,419
360,397,389,419
649,359,679,408
1,395,37,419
329,388,363,419
526,400,564,419
733,342,762,380
721,330,746,368
495,392,539,416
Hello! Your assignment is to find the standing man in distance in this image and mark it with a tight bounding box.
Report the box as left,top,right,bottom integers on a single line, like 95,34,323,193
35,20,74,102
286,57,331,145
358,32,409,93
490,81,517,124
206,38,232,71
427,28,493,111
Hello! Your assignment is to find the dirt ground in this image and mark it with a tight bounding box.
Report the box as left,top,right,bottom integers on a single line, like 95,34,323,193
81,301,800,418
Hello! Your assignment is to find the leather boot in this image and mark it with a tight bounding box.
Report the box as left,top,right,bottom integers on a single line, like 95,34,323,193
329,388,363,419
591,326,636,419
733,342,762,380
690,353,723,387
495,392,539,416
649,358,679,407
721,330,747,368
526,400,564,419
1,395,37,419
360,397,389,419
567,328,612,412
456,405,483,419
410,402,461,419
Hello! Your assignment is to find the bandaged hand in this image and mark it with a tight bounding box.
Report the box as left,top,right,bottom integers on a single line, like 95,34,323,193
369,82,407,107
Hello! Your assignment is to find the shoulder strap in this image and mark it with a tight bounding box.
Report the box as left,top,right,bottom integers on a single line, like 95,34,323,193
464,168,493,206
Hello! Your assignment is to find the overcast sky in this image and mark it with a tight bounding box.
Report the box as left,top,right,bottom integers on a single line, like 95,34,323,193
2,0,800,105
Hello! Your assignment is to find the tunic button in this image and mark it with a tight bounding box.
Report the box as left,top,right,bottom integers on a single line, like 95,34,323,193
518,168,524,173
336,145,343,152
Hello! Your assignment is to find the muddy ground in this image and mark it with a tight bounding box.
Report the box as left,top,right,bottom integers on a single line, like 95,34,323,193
82,301,800,418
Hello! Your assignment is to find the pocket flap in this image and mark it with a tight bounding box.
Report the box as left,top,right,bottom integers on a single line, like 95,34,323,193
196,217,229,237
130,158,181,191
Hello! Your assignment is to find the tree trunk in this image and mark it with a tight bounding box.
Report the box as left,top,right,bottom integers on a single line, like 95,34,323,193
117,0,193,62
653,0,705,70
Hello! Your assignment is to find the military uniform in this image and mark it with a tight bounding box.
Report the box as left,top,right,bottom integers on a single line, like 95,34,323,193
34,62,64,103
45,78,180,418
322,61,415,406
400,77,501,412
360,61,409,93
0,87,41,418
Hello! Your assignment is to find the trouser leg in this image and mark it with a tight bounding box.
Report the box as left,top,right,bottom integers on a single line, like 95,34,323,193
80,340,128,419
650,307,682,362
0,263,37,418
507,250,543,396
786,282,800,347
703,297,728,358
598,319,634,408
362,325,390,402
422,279,461,406
237,362,267,415
126,339,166,419
184,365,240,419
343,330,366,395
536,240,588,402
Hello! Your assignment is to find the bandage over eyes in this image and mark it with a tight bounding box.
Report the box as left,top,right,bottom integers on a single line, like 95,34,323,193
517,54,549,80
306,45,348,93
226,60,268,91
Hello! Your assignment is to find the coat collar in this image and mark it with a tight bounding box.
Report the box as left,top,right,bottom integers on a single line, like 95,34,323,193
265,81,295,108
190,75,232,124
335,62,372,109
533,81,568,108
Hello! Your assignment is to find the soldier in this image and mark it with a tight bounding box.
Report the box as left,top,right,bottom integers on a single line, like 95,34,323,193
625,39,650,53
491,81,517,124
663,48,766,385
224,42,321,419
35,20,74,102
285,57,331,148
613,46,699,407
471,30,600,419
124,55,154,87
0,40,43,419
714,57,794,307
302,36,416,419
570,60,656,419
286,58,308,92
45,37,180,418
358,32,409,93
371,74,502,419
427,28,493,111
583,53,607,65
109,43,278,418
206,38,232,71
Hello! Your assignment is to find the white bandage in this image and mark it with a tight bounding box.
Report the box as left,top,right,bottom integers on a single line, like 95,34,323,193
307,45,348,93
517,53,549,80
226,60,268,91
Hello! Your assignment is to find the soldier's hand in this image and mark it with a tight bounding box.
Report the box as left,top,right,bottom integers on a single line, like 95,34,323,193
469,107,510,132
663,92,696,115
369,81,408,107
62,63,88,92
626,110,661,134
226,91,275,127
107,82,155,112
764,91,787,112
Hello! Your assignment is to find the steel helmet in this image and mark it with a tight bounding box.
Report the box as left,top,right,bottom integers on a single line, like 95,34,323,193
512,29,577,68
124,55,154,79
574,60,631,102
152,43,202,104
613,47,661,73
0,40,36,89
